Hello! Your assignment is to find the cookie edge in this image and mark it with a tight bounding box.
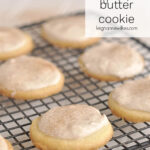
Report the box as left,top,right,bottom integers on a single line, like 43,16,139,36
108,93,150,122
6,139,14,150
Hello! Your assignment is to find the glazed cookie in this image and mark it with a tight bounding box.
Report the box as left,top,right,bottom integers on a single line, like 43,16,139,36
0,56,64,100
79,42,144,81
0,134,13,150
109,77,150,122
41,15,100,49
0,27,34,60
30,104,113,150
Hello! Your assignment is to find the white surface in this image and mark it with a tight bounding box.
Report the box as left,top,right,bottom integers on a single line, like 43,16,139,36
0,0,84,26
86,0,150,37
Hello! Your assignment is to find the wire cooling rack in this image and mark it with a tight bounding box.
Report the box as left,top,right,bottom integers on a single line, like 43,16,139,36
1,17,150,150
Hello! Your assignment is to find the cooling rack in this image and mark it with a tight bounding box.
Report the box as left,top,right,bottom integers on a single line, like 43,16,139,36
0,16,150,150
137,38,150,49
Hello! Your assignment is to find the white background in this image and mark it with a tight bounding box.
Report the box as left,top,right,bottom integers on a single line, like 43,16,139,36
86,0,150,37
0,0,84,26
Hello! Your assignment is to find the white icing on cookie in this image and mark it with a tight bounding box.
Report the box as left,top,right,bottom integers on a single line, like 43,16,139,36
0,27,26,52
0,135,8,150
0,56,61,91
111,77,150,112
38,105,109,139
81,42,144,78
43,16,89,42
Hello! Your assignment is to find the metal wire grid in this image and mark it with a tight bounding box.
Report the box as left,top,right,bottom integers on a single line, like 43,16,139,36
136,38,150,48
0,21,150,150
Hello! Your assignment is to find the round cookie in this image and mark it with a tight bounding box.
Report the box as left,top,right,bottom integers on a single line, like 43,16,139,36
0,27,34,60
0,56,64,100
79,42,144,81
109,77,150,122
41,15,100,49
0,134,13,150
30,104,113,150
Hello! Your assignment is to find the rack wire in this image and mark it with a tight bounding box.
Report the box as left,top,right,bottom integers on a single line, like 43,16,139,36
0,16,150,150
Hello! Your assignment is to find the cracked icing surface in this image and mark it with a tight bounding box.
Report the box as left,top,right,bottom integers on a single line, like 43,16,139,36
111,77,150,112
81,43,144,78
38,105,109,139
0,56,61,91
